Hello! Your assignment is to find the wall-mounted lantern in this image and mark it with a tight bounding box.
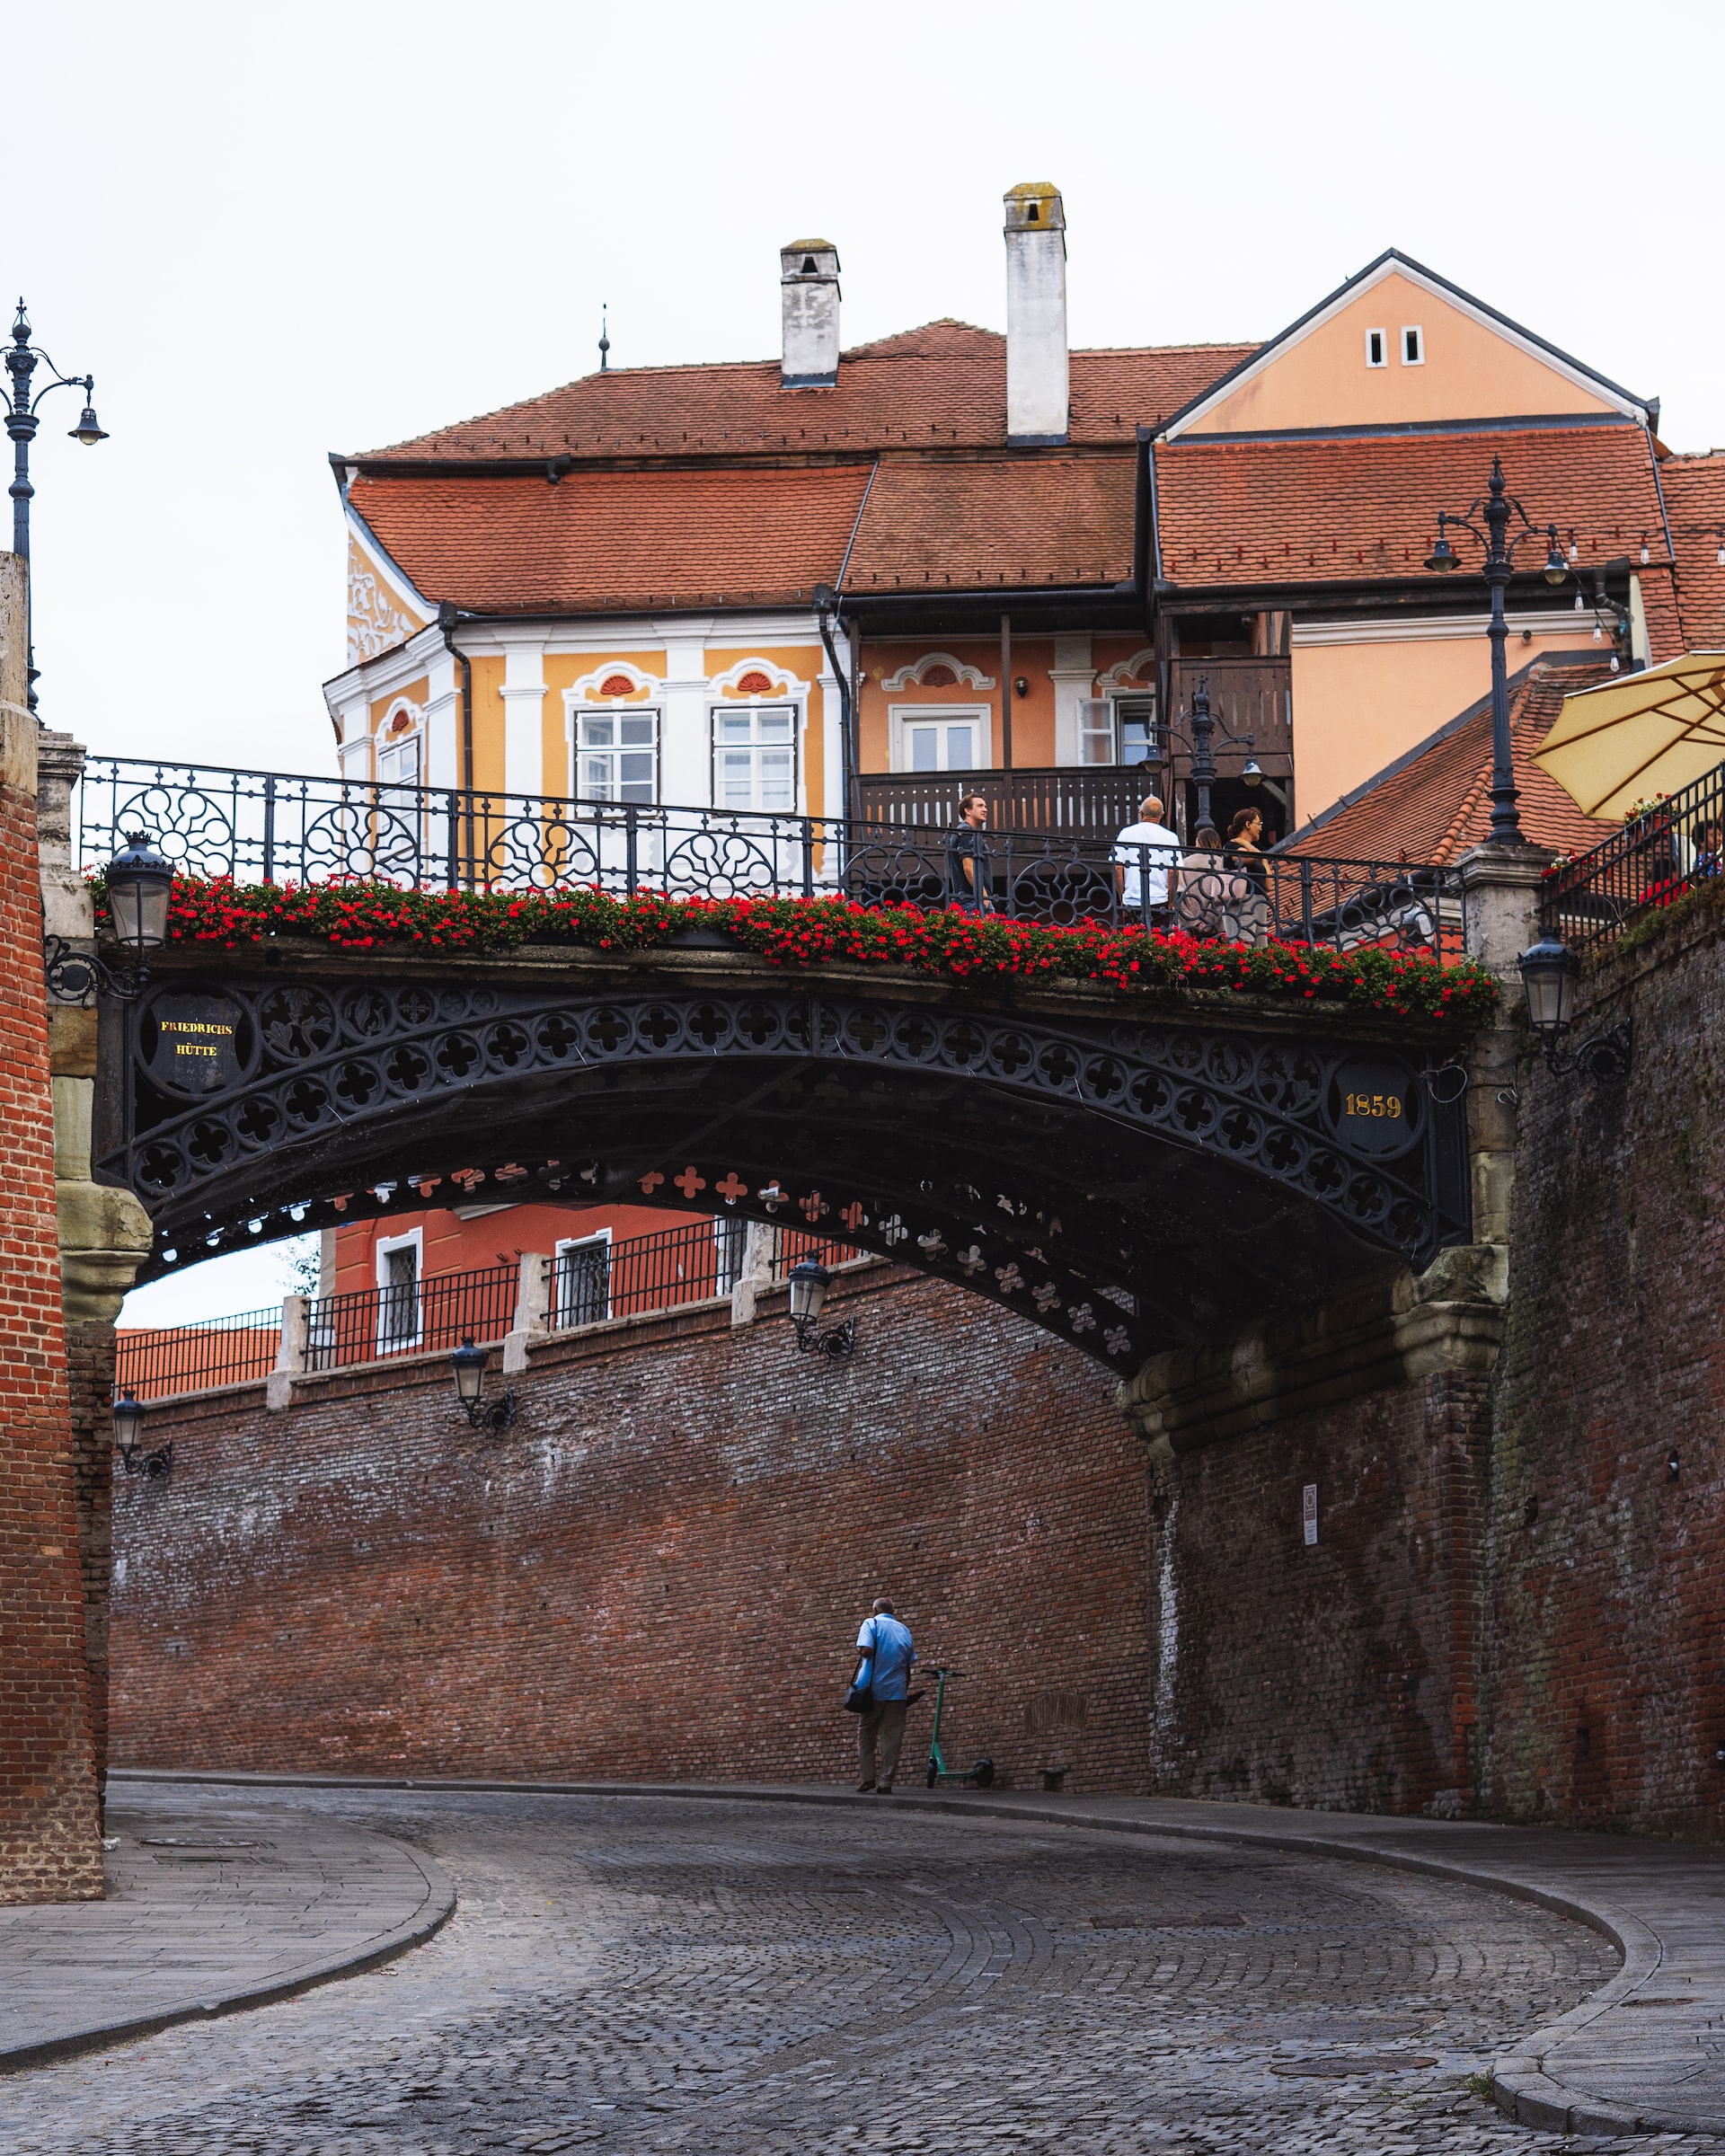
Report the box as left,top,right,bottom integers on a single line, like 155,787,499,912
47,832,175,1005
450,1337,516,1432
786,1259,856,1359
1516,936,1632,1082
113,1391,172,1478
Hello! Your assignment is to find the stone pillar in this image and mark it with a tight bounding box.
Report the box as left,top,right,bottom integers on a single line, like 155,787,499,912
730,1220,777,1327
0,552,104,1900
1455,844,1544,1250
503,1251,553,1374
37,730,155,1808
266,1295,311,1411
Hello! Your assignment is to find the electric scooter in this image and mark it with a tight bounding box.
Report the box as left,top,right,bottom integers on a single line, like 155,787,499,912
923,1665,995,1789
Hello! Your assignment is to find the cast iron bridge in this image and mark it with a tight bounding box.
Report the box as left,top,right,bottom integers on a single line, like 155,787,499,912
82,762,1476,1374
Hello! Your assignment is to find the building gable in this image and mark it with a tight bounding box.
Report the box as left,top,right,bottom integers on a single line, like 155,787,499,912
1166,254,1644,441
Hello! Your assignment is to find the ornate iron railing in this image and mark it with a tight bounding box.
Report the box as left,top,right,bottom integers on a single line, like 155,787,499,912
1540,761,1725,952
75,756,1465,959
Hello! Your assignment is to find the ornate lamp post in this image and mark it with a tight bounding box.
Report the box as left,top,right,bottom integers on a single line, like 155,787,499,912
1424,456,1569,846
6,298,109,717
1138,677,1261,837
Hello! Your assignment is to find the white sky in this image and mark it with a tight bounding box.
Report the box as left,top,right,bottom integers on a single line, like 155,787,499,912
17,0,1712,1324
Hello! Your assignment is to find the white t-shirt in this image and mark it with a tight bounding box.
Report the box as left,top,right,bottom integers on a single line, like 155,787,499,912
1111,821,1183,908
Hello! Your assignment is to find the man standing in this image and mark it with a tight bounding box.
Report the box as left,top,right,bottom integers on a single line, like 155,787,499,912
851,1596,916,1794
1112,794,1183,926
943,793,992,914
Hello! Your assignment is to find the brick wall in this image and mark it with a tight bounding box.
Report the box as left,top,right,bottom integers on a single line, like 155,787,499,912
0,602,102,1900
1485,883,1725,1839
111,1268,1152,1792
1145,1369,1491,1818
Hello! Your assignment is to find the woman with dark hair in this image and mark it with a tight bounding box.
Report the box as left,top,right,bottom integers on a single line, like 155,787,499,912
1175,825,1250,941
1225,807,1271,945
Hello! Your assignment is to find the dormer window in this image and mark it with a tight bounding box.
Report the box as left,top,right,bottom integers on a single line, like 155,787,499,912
1366,329,1387,369
1402,325,1424,366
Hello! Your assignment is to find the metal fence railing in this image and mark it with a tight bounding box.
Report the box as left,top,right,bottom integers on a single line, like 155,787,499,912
75,756,1466,961
1540,762,1725,952
115,1306,282,1402
113,1226,874,1405
305,1262,519,1372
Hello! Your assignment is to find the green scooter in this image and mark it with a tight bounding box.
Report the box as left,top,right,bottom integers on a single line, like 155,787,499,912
923,1665,995,1789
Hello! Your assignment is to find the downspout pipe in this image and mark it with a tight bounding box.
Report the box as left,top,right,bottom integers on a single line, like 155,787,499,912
812,583,857,827
438,600,476,886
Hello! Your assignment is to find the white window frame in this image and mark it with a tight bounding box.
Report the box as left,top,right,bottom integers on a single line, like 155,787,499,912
376,701,424,803
889,704,993,775
708,701,801,815
1365,328,1387,370
570,705,660,805
375,1228,423,1350
1401,324,1424,367
553,1228,613,1330
1107,691,1162,771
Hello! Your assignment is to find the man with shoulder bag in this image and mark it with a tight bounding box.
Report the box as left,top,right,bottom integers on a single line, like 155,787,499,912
845,1595,917,1794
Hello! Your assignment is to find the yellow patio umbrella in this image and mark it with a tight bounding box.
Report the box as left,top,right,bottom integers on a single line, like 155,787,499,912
1534,651,1725,819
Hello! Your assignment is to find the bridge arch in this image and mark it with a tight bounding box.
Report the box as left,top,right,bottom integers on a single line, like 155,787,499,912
99,954,1472,1373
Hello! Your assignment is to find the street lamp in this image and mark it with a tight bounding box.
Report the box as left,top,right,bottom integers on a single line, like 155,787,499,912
112,1391,172,1479
6,299,109,718
1139,676,1260,838
786,1258,857,1359
450,1337,517,1432
46,833,174,1005
1516,934,1632,1082
1425,456,1572,847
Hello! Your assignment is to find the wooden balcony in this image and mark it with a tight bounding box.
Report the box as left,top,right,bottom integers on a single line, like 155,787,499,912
1170,658,1292,768
855,764,1152,834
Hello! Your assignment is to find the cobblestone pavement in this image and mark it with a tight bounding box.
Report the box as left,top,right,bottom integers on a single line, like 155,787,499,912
1,1785,1714,2155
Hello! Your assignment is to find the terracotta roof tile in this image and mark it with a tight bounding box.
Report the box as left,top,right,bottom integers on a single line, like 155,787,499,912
350,464,872,614
359,323,1257,464
1154,424,1668,591
1661,451,1725,649
1285,656,1622,865
843,455,1137,592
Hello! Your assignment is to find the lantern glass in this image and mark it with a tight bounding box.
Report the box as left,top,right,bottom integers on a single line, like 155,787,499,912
450,1338,486,1404
787,1259,830,1326
112,1392,146,1452
105,835,174,951
1517,936,1579,1036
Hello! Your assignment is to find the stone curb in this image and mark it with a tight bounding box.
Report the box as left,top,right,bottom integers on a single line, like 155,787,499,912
109,1770,1710,2138
0,1824,455,2077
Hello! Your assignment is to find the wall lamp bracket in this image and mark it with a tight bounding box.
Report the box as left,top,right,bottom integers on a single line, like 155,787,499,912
786,1259,858,1359
1517,937,1632,1084
44,935,147,1006
450,1337,517,1432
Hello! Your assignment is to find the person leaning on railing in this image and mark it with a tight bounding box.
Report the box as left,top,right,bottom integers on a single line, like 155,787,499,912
1111,794,1183,929
943,792,994,915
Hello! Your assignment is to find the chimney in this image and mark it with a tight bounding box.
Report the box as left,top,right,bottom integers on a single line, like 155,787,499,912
781,239,841,388
1004,182,1069,446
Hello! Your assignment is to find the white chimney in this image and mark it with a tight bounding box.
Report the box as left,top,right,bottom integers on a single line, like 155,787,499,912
1004,182,1069,446
781,239,842,387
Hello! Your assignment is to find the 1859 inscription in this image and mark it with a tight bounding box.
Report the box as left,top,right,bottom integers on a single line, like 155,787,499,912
1326,1057,1419,1159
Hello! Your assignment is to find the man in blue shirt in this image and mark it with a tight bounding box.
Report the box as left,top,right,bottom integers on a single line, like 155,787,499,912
851,1596,916,1794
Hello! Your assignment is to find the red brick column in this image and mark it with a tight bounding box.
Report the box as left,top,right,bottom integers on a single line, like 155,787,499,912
0,554,102,1900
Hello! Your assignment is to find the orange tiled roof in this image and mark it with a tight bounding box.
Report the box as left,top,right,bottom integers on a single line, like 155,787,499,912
1662,451,1725,649
350,464,873,614
359,323,1258,464
1284,655,1622,864
1154,423,1668,590
843,455,1136,593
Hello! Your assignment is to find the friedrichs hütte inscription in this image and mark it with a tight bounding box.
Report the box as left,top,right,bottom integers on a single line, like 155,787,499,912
145,996,243,1093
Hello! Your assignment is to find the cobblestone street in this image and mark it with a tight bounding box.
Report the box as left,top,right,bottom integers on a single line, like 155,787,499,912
0,1787,1712,2155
